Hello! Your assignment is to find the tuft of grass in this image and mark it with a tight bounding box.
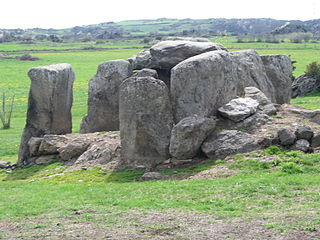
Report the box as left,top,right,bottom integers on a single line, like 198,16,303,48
262,145,286,156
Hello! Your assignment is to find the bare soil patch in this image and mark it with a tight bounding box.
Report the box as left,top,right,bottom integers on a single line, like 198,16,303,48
1,210,319,240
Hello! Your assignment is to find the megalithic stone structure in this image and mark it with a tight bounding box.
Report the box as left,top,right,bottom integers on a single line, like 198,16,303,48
119,76,174,168
18,63,75,166
80,60,132,133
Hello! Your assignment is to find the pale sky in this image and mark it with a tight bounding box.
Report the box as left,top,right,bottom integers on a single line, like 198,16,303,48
1,0,319,29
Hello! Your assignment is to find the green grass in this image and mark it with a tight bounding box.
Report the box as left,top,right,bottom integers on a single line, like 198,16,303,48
0,151,319,223
0,48,141,158
291,90,320,110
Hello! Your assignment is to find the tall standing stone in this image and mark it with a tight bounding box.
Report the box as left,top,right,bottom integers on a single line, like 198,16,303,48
119,76,174,167
18,64,74,166
80,60,131,133
261,55,292,104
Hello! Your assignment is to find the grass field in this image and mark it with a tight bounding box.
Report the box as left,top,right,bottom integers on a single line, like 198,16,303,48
0,148,319,238
0,37,320,239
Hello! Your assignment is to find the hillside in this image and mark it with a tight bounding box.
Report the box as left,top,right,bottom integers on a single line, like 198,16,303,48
1,18,320,42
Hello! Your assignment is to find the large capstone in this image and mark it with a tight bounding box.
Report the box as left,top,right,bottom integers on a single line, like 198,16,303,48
80,60,131,133
119,76,174,168
169,115,216,159
261,55,292,104
149,40,227,70
18,63,74,166
129,40,227,87
171,50,276,122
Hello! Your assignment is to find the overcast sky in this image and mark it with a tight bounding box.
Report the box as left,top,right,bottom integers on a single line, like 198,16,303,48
1,0,319,29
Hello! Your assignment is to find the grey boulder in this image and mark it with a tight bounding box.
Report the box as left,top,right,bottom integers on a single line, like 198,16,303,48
244,86,272,106
292,74,320,98
171,50,277,122
277,128,296,146
261,55,292,104
119,76,174,168
18,63,74,166
295,125,314,140
132,68,158,78
291,139,311,153
80,60,132,133
201,130,258,159
149,40,227,69
169,115,216,159
218,98,259,122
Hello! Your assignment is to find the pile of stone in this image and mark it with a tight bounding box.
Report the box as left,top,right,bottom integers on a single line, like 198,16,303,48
17,39,294,168
27,132,121,165
277,125,320,153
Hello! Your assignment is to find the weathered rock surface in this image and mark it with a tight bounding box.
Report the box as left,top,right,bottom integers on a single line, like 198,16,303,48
289,107,320,124
171,50,277,122
292,74,320,98
260,104,277,116
18,63,74,166
277,128,296,146
291,139,311,153
218,97,259,122
295,125,314,140
237,112,270,131
80,60,131,133
261,55,292,104
28,132,121,165
232,51,276,101
132,68,158,78
149,40,227,69
311,133,320,148
129,40,226,70
119,76,174,168
244,87,272,106
169,115,216,159
201,130,258,159
128,50,155,70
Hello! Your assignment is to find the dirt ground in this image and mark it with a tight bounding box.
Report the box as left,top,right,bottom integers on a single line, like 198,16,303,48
1,209,319,240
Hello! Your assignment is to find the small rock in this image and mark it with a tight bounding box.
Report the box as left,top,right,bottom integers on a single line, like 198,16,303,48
0,160,11,169
201,130,258,159
295,125,314,141
260,104,277,116
277,128,296,146
141,172,165,181
311,133,320,148
218,98,259,122
244,86,271,106
291,139,311,153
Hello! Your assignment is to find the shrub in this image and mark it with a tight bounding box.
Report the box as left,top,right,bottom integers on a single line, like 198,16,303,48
0,93,15,129
305,62,320,80
281,162,303,174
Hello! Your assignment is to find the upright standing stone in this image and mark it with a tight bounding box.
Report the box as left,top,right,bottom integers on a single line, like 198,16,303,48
18,64,74,166
119,76,174,168
261,55,292,104
80,60,131,133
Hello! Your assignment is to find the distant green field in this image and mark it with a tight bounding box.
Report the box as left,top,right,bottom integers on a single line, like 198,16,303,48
0,37,319,160
0,47,141,159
